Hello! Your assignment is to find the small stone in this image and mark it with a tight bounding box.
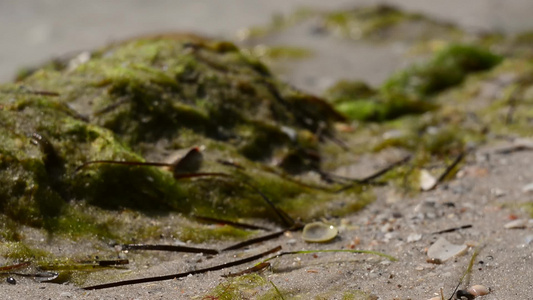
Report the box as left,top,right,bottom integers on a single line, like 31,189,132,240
380,223,394,233
286,239,297,245
504,219,527,229
6,277,16,285
490,188,506,198
524,235,533,245
407,233,422,243
420,170,437,191
427,237,467,262
467,284,490,296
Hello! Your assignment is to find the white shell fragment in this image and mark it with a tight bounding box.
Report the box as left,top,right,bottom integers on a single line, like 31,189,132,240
302,222,338,243
420,169,437,191
504,219,528,229
467,284,490,296
427,237,467,262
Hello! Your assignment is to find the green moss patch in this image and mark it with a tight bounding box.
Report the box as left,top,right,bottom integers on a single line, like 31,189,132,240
0,36,365,254
325,44,502,122
322,4,464,42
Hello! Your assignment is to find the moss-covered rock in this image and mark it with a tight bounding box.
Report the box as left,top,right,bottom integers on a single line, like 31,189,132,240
325,44,502,122
1,35,360,245
322,4,464,42
382,44,503,100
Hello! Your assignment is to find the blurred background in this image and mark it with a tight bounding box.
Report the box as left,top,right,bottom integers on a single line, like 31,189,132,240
2,0,533,86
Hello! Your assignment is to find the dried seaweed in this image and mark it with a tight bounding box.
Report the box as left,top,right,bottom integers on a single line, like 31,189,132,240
83,246,282,290
121,244,219,255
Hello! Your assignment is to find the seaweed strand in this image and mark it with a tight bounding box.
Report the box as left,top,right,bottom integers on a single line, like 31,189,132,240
82,246,282,290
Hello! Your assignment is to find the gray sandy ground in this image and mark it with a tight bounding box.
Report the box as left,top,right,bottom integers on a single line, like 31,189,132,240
1,1,533,299
2,144,532,299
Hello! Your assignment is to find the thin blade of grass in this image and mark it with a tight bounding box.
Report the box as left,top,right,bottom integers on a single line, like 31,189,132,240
262,249,397,263
270,280,287,300
193,215,272,231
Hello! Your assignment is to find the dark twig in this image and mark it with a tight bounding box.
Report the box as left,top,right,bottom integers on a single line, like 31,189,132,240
92,96,130,116
216,159,245,170
0,87,60,97
121,244,219,255
221,228,296,251
25,90,60,97
0,262,31,272
82,246,282,290
76,158,294,227
429,151,466,191
75,160,170,173
333,155,412,193
323,134,349,151
94,259,129,267
180,173,295,227
494,144,533,154
221,262,270,278
262,166,340,192
241,181,295,228
193,215,272,231
432,224,472,235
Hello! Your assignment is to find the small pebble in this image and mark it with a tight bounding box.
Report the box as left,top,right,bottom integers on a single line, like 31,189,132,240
6,277,16,285
407,233,422,243
467,284,490,296
504,219,527,229
427,237,467,262
420,169,437,191
490,188,506,198
380,223,393,233
286,239,297,245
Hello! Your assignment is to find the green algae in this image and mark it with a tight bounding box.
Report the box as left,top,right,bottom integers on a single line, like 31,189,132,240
326,44,502,123
177,224,255,244
525,202,533,218
322,4,464,43
246,45,313,61
3,6,533,291
320,42,533,198
0,35,366,262
204,274,267,300
0,242,50,261
382,44,503,100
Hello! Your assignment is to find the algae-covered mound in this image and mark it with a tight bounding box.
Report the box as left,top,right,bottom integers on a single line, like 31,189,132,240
326,44,502,122
322,4,464,42
0,35,355,239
